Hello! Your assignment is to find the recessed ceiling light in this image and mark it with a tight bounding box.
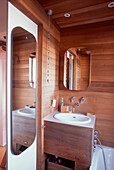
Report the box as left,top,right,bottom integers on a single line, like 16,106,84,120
108,2,114,8
64,13,70,17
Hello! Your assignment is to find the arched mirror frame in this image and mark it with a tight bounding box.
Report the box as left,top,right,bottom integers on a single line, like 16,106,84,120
60,46,92,91
63,47,91,91
11,26,36,155
7,2,38,170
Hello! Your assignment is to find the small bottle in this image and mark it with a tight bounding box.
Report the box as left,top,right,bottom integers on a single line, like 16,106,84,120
61,98,64,106
55,156,58,164
50,156,55,163
58,158,62,165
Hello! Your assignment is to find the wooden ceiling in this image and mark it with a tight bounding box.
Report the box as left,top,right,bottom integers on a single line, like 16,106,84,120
38,0,114,28
13,27,36,42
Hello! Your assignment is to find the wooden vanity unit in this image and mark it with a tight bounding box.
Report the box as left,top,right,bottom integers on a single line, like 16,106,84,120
44,113,95,170
12,113,35,154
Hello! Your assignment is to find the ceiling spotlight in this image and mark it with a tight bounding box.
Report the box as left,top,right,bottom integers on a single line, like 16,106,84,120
64,13,70,17
25,36,28,39
108,2,114,8
47,9,53,16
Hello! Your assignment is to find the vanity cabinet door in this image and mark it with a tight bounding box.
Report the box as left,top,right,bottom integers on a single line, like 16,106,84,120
12,115,35,153
44,121,94,169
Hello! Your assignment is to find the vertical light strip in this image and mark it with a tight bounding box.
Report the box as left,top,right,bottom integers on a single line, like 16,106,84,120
29,51,36,88
29,57,33,87
33,57,36,88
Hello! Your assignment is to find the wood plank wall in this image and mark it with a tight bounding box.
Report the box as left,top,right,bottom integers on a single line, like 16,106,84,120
42,29,59,118
9,0,60,118
79,54,90,90
12,31,36,110
11,20,60,170
12,28,60,169
59,20,114,147
41,28,60,170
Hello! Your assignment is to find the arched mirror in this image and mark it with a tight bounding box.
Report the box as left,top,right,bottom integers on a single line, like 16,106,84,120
63,47,91,90
12,27,36,155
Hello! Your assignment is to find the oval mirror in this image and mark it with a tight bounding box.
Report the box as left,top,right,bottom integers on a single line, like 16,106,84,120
12,27,36,155
63,47,91,90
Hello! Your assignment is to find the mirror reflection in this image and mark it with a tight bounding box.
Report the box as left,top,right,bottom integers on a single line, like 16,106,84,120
63,47,91,90
12,27,36,155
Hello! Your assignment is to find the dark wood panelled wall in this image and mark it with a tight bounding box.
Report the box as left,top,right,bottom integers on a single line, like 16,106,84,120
42,30,59,118
60,20,114,148
9,0,114,169
12,29,36,110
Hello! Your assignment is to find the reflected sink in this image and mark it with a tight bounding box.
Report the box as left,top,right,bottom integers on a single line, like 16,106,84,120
18,108,35,116
54,113,91,124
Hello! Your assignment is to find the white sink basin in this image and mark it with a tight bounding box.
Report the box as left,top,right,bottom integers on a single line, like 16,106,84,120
54,113,91,124
18,108,35,116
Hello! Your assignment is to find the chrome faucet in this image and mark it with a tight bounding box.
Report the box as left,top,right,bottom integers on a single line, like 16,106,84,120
70,96,75,102
33,101,36,108
74,102,79,107
73,102,79,112
80,97,84,103
30,101,36,108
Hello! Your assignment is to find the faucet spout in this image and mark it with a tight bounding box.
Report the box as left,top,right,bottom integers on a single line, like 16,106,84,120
74,102,79,107
73,102,79,112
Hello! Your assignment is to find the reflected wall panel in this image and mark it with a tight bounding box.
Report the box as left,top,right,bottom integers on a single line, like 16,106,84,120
12,31,36,110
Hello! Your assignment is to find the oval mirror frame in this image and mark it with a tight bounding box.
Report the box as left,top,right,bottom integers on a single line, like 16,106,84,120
7,2,38,170
11,27,36,155
63,47,91,91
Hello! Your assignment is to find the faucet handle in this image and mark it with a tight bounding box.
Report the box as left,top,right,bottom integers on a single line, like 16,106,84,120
70,96,74,102
74,102,79,107
73,103,79,113
94,130,98,139
80,97,84,103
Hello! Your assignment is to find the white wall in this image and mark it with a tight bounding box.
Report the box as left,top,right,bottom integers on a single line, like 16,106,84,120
0,52,6,146
0,0,7,147
7,3,38,170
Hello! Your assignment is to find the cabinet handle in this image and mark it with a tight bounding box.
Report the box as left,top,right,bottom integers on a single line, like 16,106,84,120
24,141,28,145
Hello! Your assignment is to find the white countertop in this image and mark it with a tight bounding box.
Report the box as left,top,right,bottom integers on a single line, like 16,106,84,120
44,111,96,129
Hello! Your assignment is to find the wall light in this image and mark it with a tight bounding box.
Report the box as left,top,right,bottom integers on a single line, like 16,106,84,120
108,2,114,8
64,13,70,17
29,52,36,88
